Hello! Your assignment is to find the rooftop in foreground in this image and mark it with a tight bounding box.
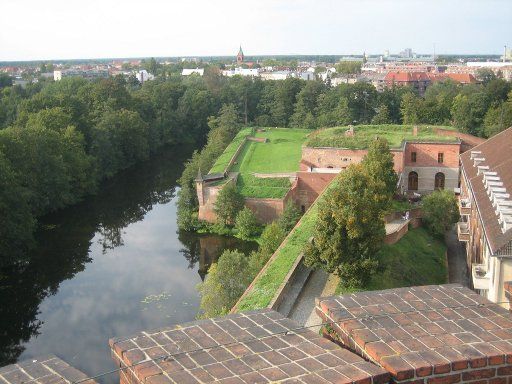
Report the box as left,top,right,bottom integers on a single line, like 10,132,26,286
0,355,96,384
317,284,512,383
109,308,389,384
305,125,459,149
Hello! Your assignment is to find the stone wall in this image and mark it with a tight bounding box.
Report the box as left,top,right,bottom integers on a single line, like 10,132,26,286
244,197,285,223
402,166,459,193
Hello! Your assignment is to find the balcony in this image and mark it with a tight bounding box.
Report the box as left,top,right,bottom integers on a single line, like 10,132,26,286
472,263,490,290
459,198,472,215
457,221,470,242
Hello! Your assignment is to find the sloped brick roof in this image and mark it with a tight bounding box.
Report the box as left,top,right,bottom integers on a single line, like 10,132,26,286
109,308,389,383
0,355,96,384
460,127,512,253
316,284,512,382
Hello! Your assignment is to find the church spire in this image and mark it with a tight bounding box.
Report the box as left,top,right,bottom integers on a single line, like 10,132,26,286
237,45,244,64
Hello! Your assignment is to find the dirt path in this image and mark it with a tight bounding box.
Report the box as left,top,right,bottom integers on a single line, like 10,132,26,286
445,227,470,287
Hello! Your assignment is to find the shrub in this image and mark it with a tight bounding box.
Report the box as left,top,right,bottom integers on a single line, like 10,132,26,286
235,207,260,240
422,190,459,236
197,250,254,318
214,183,245,226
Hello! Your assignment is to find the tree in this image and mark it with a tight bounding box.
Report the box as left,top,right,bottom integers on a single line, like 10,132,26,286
483,100,512,138
422,190,459,237
197,250,254,318
451,93,489,136
476,68,497,85
259,221,286,258
278,201,302,232
0,152,35,264
361,137,398,208
335,61,362,75
214,183,245,226
400,92,423,124
304,165,384,289
235,207,260,240
0,73,13,89
371,105,391,124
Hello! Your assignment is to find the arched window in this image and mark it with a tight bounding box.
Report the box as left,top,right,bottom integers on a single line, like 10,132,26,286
435,172,445,190
408,171,418,191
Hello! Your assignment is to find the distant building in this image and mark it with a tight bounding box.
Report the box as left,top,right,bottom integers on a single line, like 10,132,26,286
181,68,204,76
236,45,244,64
221,67,259,77
134,70,154,83
459,127,512,305
260,71,293,80
382,71,431,95
53,69,109,81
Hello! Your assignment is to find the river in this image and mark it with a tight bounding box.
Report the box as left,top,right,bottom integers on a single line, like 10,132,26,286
0,145,257,383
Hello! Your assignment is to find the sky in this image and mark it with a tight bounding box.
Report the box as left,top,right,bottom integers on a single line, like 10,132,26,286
0,0,511,61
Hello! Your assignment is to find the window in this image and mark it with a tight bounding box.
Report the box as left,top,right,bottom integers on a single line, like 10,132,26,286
408,171,418,191
438,152,444,163
435,172,445,190
411,152,417,162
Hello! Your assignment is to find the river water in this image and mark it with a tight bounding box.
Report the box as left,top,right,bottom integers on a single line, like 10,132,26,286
0,145,257,383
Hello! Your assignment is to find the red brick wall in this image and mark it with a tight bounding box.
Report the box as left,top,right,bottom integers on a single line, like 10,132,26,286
245,198,285,223
404,142,460,168
302,147,404,173
295,172,337,210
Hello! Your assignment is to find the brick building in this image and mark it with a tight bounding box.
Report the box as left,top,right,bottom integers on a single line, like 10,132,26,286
300,128,477,198
459,127,512,305
381,72,477,95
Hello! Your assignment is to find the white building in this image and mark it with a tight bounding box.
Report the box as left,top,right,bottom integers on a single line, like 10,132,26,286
181,68,204,76
221,67,259,77
134,70,155,83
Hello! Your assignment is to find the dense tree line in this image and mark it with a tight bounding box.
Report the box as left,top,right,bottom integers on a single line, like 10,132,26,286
1,71,510,263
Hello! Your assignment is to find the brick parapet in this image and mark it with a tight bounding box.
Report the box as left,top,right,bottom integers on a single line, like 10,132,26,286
316,284,512,384
0,355,97,384
109,309,390,384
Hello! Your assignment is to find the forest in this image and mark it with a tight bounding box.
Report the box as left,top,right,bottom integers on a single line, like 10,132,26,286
0,71,511,264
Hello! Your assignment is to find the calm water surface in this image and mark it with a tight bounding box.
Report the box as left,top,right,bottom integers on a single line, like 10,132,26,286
0,146,257,383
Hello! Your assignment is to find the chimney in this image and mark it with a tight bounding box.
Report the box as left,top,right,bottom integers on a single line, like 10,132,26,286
413,126,418,136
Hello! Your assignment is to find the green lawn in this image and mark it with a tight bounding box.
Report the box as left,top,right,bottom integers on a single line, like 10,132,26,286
232,128,310,174
209,128,253,174
236,174,291,199
235,180,337,311
306,124,458,149
336,227,447,294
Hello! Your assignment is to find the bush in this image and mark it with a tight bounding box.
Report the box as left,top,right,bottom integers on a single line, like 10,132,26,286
278,201,302,232
422,190,459,236
214,183,245,226
235,207,260,240
259,222,286,258
197,250,254,318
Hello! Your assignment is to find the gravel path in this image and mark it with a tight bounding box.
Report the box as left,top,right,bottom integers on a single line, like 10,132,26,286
445,226,470,287
288,270,339,332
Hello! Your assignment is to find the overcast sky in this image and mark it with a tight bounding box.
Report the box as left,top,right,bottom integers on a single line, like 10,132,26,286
1,0,510,61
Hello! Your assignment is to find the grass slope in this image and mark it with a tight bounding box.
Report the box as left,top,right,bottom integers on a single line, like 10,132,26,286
209,127,253,174
236,180,337,311
337,227,447,294
306,124,457,149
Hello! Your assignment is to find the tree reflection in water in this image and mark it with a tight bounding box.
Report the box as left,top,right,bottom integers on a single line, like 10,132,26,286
0,145,255,370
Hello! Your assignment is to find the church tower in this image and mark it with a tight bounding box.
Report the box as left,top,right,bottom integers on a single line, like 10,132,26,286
236,45,244,65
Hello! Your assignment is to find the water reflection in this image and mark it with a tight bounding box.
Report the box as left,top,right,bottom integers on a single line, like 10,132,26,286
0,145,257,383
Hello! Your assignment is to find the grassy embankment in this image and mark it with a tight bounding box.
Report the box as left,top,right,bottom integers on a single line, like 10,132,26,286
236,180,447,312
336,227,447,294
306,124,457,149
211,127,310,199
